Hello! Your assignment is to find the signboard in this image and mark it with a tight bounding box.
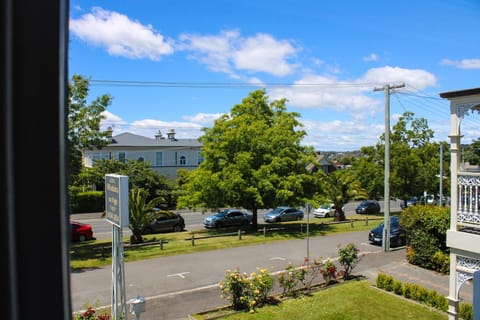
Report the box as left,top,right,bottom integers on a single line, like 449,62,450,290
105,174,129,228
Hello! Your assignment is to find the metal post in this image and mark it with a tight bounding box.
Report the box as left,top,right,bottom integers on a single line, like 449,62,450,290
374,83,405,252
439,144,443,206
306,203,310,261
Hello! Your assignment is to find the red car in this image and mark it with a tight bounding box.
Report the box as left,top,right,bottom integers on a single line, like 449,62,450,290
70,221,94,242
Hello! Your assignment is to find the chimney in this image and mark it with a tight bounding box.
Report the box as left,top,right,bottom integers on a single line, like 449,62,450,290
106,126,113,140
167,129,176,140
155,130,164,140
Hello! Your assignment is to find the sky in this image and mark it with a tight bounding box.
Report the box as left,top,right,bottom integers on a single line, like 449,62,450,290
69,0,480,151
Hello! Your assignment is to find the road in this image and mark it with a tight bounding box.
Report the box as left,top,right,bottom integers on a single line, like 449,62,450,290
71,200,402,240
70,230,386,314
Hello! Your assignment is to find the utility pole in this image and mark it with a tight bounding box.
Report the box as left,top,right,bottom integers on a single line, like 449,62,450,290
374,83,405,252
439,144,443,206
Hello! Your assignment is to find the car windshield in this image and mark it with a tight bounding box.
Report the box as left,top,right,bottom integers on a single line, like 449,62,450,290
271,207,285,214
214,211,228,217
319,204,329,209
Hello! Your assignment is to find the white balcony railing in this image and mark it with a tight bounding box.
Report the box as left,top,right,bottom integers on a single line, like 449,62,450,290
457,172,480,229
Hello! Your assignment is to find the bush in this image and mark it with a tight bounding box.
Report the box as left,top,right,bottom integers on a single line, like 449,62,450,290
401,205,450,273
321,259,337,284
338,243,362,279
375,274,467,316
460,302,473,320
71,191,104,213
392,280,403,295
277,264,304,297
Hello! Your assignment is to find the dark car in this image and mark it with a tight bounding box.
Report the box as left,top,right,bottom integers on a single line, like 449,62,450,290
355,200,380,214
203,209,253,228
70,220,94,242
368,216,406,247
263,206,304,223
142,210,185,234
400,196,418,209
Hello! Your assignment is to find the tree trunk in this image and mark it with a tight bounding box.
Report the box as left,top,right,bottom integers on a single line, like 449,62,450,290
334,208,346,222
130,233,143,244
252,207,258,228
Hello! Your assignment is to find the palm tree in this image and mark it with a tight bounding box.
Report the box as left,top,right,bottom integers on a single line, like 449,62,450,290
319,170,368,221
128,188,163,244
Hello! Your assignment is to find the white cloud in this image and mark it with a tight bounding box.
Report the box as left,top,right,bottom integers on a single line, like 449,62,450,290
182,113,223,124
441,58,480,70
360,66,436,90
70,7,174,60
268,74,380,115
363,53,378,62
232,33,298,76
178,30,300,77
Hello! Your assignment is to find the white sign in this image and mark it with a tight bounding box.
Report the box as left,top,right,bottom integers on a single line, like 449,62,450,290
105,174,129,228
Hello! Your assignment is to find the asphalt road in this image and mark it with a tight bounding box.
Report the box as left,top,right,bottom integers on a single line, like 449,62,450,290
70,230,385,315
71,200,402,240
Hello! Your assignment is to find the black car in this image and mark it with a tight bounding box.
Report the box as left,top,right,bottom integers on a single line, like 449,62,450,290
355,200,380,214
203,209,253,228
368,216,406,247
142,210,185,234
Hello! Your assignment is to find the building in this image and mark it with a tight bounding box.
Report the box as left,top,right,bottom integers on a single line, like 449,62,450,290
440,88,480,319
82,128,203,179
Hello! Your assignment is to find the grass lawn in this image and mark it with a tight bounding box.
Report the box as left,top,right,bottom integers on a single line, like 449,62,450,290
195,280,446,320
70,215,384,270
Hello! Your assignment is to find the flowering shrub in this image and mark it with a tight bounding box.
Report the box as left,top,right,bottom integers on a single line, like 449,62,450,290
220,267,274,312
338,243,362,279
277,264,304,297
73,305,110,320
299,257,322,292
220,268,250,310
321,259,337,283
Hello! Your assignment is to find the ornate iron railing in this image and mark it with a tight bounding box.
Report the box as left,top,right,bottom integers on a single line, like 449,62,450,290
457,173,480,228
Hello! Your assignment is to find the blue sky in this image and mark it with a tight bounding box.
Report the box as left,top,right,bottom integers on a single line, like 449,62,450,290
69,0,480,151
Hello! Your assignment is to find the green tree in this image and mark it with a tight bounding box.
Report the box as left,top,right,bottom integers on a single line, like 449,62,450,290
317,170,368,221
463,137,480,165
72,159,174,205
128,188,162,244
178,89,317,227
68,74,112,178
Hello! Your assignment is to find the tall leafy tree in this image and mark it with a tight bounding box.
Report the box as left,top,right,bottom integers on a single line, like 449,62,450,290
463,137,480,165
68,74,112,178
317,170,368,221
178,89,317,227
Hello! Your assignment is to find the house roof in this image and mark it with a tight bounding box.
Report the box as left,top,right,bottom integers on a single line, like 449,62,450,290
107,132,202,148
439,87,480,99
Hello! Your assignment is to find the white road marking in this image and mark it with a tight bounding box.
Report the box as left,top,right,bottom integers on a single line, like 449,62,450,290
167,272,190,279
270,257,287,261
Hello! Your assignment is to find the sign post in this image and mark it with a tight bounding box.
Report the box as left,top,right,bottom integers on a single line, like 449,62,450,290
105,174,129,320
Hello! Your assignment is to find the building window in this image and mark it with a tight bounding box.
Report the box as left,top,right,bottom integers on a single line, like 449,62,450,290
197,152,204,165
138,157,144,162
179,156,186,166
155,152,163,166
119,152,126,163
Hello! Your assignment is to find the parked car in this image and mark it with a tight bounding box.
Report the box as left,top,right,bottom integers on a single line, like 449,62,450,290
70,220,94,242
400,196,418,209
142,210,185,234
263,206,304,223
368,216,406,247
203,209,253,228
355,200,380,214
313,204,343,218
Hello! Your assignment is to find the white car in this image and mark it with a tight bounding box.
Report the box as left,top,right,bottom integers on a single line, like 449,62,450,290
313,204,336,218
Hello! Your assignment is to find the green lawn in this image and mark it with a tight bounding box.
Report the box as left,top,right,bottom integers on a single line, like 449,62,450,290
195,280,446,320
70,215,385,270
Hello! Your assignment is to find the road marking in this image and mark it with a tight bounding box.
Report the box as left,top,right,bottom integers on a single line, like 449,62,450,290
270,257,286,261
168,272,190,279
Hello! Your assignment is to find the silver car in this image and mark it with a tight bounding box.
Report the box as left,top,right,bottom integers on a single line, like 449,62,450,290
203,209,253,228
263,206,304,223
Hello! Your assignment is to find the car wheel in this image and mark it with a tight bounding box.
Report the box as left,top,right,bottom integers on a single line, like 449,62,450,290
79,234,86,242
275,217,281,223
216,222,223,228
325,212,330,218
296,216,302,221
173,225,182,232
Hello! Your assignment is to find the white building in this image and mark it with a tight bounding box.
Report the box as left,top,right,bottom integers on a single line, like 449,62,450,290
82,128,203,179
440,87,480,319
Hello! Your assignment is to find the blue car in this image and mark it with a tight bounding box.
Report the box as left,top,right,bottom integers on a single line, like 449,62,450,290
203,209,253,228
368,216,406,247
263,206,304,223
